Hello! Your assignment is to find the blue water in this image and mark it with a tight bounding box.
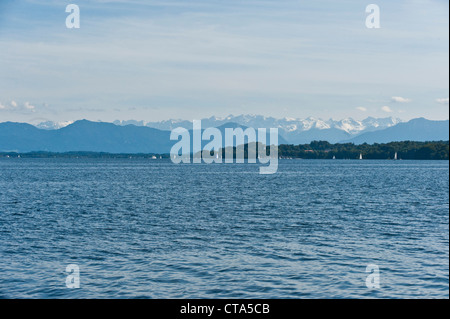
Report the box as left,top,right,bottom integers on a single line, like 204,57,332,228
0,159,448,299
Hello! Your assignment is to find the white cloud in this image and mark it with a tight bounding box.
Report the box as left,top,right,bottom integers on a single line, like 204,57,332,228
24,102,35,110
381,106,393,113
436,98,449,105
356,107,367,112
391,96,412,103
0,100,40,112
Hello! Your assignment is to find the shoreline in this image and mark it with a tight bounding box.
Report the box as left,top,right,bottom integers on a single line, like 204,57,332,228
1,141,448,160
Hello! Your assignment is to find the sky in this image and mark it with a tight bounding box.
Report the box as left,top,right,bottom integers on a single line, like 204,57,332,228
0,0,448,124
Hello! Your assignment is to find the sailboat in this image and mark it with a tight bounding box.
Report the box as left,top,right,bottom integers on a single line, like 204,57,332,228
394,152,398,160
359,153,363,160
333,156,336,160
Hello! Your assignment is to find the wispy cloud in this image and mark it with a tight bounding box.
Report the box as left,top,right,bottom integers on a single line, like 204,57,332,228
436,98,449,105
0,0,448,122
24,102,36,111
381,106,393,113
356,107,367,112
392,96,412,103
0,100,38,113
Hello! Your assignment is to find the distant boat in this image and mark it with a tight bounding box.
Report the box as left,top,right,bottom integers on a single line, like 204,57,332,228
216,153,220,159
151,156,157,159
394,152,398,160
333,156,336,160
359,153,363,160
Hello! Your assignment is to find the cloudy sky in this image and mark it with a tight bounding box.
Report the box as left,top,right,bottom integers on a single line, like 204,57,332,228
0,0,448,124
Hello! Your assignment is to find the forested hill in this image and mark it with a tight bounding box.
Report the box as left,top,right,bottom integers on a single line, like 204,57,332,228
278,141,449,160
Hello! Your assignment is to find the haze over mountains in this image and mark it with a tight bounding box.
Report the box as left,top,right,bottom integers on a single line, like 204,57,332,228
1,115,448,154
112,115,402,135
38,115,404,144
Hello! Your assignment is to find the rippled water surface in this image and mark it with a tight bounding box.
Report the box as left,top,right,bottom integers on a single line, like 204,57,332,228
0,159,448,298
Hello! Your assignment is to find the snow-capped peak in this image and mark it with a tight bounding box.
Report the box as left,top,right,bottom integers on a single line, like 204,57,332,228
35,121,74,130
34,115,402,138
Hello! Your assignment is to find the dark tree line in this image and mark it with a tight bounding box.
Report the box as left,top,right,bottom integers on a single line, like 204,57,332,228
1,141,448,160
278,141,449,160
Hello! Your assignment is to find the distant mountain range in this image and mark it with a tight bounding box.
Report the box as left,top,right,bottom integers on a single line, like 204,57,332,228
38,115,401,135
111,115,402,141
344,118,450,144
38,115,402,144
1,116,448,153
112,115,448,145
0,120,173,153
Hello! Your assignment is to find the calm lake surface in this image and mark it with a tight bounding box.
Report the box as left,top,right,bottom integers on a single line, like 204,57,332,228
0,159,448,299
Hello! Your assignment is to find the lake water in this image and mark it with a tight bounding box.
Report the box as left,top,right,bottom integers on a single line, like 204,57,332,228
0,159,448,299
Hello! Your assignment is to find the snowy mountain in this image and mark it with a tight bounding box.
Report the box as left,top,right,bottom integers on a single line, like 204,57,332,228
40,115,401,133
142,115,400,133
35,120,74,130
2,117,447,153
140,115,402,144
37,115,403,144
346,118,449,144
